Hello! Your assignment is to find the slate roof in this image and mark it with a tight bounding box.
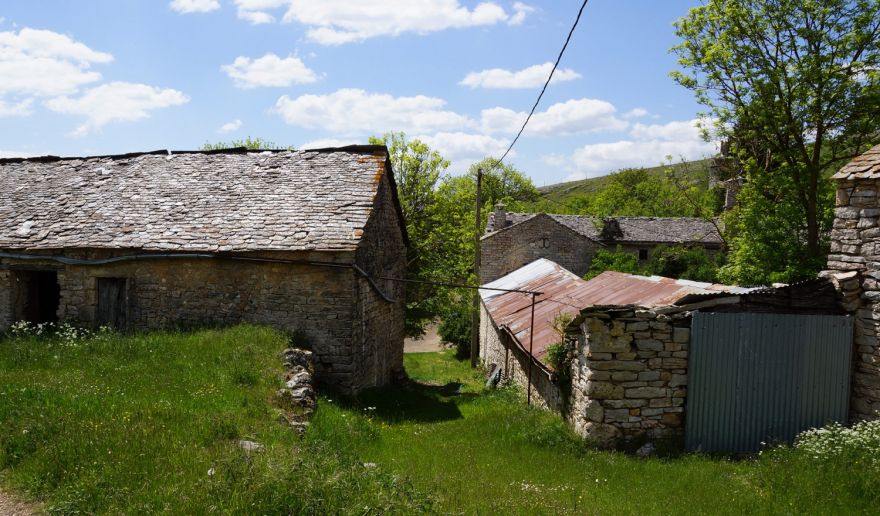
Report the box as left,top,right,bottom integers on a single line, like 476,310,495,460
485,212,722,246
0,146,404,253
831,144,880,180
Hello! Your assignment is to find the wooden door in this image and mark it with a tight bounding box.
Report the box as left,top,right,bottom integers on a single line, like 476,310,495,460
96,278,127,328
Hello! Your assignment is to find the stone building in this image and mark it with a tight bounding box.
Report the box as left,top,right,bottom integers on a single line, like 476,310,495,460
481,259,848,450
481,206,723,282
0,146,408,394
822,143,880,420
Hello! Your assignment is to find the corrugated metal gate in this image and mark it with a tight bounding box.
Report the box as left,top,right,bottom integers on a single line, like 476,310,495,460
685,312,853,453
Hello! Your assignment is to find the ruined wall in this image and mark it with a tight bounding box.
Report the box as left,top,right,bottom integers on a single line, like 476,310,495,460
354,172,407,389
479,303,562,411
823,176,880,420
568,308,690,446
481,215,600,283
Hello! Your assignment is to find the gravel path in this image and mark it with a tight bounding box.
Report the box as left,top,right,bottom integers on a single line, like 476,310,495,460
0,490,39,515
403,322,446,353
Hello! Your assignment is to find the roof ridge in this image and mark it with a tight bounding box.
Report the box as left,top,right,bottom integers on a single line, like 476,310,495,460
0,144,389,165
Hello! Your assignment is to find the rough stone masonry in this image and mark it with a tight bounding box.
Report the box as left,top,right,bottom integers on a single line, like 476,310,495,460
822,144,880,420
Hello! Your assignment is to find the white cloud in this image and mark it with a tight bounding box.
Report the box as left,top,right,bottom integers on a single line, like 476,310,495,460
221,53,319,89
416,131,510,172
0,28,112,98
300,138,362,149
46,81,189,136
170,0,221,13
508,2,534,25
460,62,580,89
274,88,475,135
218,119,242,133
623,107,649,119
558,118,718,179
481,98,628,136
0,98,33,117
234,0,528,44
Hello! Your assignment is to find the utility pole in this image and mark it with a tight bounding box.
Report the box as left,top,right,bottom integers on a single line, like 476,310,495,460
470,168,483,368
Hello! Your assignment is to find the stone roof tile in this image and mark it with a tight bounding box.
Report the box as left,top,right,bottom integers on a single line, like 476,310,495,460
0,147,395,252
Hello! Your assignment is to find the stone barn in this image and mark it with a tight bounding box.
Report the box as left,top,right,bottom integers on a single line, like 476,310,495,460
0,146,408,394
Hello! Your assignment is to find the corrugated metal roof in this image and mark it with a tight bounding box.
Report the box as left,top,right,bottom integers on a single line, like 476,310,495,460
576,271,752,307
480,261,748,371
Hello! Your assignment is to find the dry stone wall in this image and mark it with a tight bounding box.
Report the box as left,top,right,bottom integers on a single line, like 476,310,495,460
823,176,880,420
568,308,690,446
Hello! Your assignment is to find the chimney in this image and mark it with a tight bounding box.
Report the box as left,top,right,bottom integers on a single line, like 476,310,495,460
493,203,507,230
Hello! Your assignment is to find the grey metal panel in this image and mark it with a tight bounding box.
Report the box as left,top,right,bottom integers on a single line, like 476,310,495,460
685,312,852,453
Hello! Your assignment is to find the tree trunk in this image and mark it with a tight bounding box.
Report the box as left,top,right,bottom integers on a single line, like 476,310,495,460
805,167,821,259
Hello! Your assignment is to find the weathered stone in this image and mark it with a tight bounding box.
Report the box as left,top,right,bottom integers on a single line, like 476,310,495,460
587,381,624,399
638,371,660,381
626,387,667,398
611,371,638,381
636,339,664,352
583,400,603,422
586,360,647,371
668,374,687,388
672,327,690,343
579,422,621,447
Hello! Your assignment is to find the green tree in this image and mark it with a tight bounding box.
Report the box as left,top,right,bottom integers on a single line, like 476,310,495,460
433,159,540,352
201,136,284,150
672,0,880,281
368,132,450,337
647,245,721,283
583,246,644,280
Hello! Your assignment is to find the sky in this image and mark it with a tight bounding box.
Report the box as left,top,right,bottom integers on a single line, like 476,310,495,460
0,0,716,186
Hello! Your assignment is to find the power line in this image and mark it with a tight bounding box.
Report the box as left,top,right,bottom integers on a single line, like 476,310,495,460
488,0,591,173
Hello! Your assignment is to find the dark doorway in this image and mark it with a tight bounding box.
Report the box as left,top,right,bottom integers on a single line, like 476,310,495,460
96,278,127,329
13,270,60,324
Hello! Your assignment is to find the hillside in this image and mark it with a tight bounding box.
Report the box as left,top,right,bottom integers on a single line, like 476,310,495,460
538,158,714,206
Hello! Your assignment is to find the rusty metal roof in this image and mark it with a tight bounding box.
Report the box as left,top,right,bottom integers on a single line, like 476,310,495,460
576,271,752,307
480,261,748,371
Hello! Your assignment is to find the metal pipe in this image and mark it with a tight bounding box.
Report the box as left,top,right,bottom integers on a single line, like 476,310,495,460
527,292,536,406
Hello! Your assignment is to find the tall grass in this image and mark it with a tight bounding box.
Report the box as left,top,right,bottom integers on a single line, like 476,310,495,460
1,326,877,514
0,325,431,514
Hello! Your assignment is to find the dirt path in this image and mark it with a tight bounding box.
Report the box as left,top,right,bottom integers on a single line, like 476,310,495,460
403,322,445,353
0,489,39,515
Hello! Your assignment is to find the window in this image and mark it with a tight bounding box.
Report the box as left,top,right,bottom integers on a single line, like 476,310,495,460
13,270,60,324
541,237,550,249
638,249,649,260
96,277,128,328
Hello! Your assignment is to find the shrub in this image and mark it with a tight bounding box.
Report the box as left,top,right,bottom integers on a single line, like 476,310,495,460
438,300,472,359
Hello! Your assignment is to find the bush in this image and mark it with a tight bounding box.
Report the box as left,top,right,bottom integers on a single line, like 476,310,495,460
438,300,472,359
584,246,643,279
647,245,720,282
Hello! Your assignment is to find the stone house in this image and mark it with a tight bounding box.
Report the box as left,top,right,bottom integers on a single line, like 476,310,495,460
480,206,723,283
0,146,408,394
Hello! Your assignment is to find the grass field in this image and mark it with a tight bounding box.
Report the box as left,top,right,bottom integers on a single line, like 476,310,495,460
1,325,878,514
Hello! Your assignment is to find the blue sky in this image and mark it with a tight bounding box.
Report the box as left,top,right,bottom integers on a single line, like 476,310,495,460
0,0,715,186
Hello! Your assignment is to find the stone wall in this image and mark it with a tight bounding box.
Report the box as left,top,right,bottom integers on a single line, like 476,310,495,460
480,214,600,283
567,308,690,446
479,303,562,411
823,176,880,420
0,249,402,394
354,172,408,388
0,270,10,330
